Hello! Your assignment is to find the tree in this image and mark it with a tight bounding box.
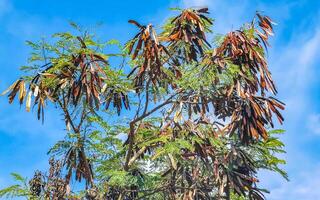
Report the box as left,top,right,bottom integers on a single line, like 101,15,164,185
0,7,287,200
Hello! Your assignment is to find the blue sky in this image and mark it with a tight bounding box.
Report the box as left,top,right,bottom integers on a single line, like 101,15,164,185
0,0,320,199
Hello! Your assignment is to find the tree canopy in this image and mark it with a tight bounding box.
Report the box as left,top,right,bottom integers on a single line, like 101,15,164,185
0,7,287,200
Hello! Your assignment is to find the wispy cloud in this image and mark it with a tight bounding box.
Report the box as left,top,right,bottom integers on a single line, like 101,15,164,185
268,163,320,200
307,113,320,135
271,25,320,122
259,7,320,200
0,1,70,188
299,29,320,66
280,28,320,90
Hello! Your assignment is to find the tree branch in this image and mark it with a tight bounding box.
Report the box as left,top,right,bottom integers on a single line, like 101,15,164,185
124,92,179,171
127,146,147,167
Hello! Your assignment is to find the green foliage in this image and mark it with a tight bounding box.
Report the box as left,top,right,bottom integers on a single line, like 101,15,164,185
254,130,289,180
0,173,31,199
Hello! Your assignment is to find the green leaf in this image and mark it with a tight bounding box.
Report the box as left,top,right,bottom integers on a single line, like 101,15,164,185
10,173,26,182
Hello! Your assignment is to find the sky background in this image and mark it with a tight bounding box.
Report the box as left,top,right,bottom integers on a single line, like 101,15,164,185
0,0,320,199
